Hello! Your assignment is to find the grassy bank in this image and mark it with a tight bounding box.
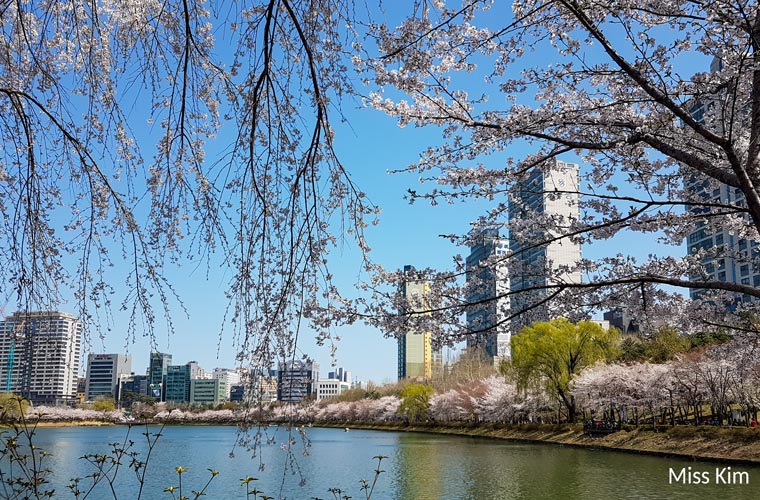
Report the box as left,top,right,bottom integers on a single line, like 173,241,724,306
319,421,760,464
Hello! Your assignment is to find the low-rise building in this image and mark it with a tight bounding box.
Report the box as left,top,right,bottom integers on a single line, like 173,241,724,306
316,378,351,401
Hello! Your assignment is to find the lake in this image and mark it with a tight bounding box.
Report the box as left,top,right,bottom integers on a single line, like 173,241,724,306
3,425,760,499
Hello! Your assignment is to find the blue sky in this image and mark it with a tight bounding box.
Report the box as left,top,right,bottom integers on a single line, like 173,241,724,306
3,2,699,384
79,99,685,384
84,104,500,383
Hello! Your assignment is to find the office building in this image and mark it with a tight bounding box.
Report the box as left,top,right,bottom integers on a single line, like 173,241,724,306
316,378,351,400
277,359,319,403
147,352,172,401
397,265,443,380
603,308,640,336
212,367,241,399
509,160,581,332
190,378,226,406
0,311,82,406
165,361,202,403
465,228,511,362
84,353,132,401
327,367,352,385
120,374,149,406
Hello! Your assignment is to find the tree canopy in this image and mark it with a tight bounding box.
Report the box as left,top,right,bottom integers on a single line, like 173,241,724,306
3,1,760,370
361,0,760,343
511,319,619,421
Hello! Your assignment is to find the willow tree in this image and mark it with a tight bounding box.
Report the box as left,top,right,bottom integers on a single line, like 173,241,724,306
511,319,619,422
361,0,760,342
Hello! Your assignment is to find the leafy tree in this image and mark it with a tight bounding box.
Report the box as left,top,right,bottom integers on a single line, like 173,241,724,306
645,327,691,363
397,383,434,423
511,319,619,422
93,399,117,412
0,393,30,421
617,337,647,364
121,390,157,408
687,329,733,349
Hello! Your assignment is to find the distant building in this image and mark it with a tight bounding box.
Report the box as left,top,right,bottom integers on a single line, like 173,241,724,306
257,372,278,403
76,377,87,403
684,61,759,304
603,308,640,336
0,311,82,406
212,368,241,399
397,265,442,380
316,378,351,400
509,160,581,332
84,353,132,401
465,228,511,363
147,352,172,401
120,375,149,406
327,367,351,385
165,361,202,404
277,359,319,403
229,384,245,403
589,319,610,330
190,378,226,406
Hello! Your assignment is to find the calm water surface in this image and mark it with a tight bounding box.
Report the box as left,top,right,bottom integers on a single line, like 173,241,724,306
6,425,760,499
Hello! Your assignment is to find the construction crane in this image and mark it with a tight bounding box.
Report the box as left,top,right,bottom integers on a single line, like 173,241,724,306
0,303,26,394
4,318,25,393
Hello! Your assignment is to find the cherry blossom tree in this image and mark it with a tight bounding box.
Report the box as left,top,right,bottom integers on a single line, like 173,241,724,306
6,0,760,397
0,1,376,375
572,361,671,425
360,0,760,341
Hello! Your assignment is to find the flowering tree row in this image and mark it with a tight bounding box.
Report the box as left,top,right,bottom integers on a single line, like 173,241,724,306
572,336,760,426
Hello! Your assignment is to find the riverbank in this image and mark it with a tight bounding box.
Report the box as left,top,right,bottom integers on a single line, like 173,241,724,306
319,421,760,465
13,416,760,464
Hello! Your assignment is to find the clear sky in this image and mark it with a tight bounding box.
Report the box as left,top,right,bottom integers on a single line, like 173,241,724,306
77,100,685,384
84,105,502,383
4,3,693,384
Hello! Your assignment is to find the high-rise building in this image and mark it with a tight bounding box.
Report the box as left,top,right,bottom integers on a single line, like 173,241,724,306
509,160,581,332
685,60,759,303
84,353,132,401
686,180,759,302
465,228,511,362
327,367,351,385
397,265,443,380
0,311,82,406
165,361,203,403
277,359,319,403
147,352,172,401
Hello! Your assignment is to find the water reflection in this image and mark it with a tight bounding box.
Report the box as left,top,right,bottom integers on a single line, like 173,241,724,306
16,426,760,500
